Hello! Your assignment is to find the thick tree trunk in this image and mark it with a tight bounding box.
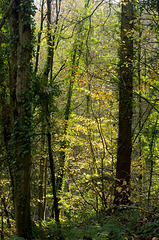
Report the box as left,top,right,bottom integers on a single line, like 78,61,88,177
9,0,33,237
114,0,134,205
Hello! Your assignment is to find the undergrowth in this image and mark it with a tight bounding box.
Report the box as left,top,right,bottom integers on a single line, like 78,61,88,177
6,208,159,240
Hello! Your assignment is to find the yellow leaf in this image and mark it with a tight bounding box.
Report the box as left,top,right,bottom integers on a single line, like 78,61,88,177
116,187,122,193
123,180,127,185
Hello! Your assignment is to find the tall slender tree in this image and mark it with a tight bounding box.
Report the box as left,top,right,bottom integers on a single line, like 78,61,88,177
114,0,134,205
40,0,61,224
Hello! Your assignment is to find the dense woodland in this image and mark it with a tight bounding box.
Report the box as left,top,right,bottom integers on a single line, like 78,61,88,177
0,0,159,239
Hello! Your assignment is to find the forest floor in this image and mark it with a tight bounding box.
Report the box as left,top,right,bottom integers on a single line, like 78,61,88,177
4,208,159,240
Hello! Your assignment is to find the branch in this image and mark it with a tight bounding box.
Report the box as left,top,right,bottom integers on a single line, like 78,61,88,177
52,62,66,81
60,0,105,40
78,0,105,23
117,204,159,218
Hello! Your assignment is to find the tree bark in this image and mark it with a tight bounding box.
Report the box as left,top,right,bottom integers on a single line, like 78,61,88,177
114,0,134,205
9,0,33,237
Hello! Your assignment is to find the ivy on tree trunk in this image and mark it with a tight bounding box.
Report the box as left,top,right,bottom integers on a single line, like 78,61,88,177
9,0,33,238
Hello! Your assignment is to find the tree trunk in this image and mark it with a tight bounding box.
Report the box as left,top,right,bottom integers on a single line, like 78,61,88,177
137,11,143,201
38,127,47,221
34,0,44,74
114,0,134,205
47,131,60,223
148,116,158,201
10,0,33,237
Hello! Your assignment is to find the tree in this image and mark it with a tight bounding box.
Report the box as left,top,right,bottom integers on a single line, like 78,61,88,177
9,0,34,237
114,0,134,205
2,0,159,237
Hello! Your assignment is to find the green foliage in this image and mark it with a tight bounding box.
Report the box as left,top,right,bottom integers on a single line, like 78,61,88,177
16,209,158,240
136,218,159,239
1,0,159,238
